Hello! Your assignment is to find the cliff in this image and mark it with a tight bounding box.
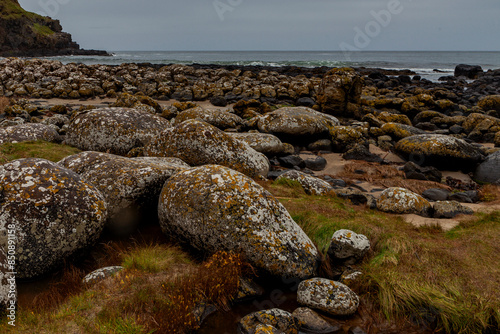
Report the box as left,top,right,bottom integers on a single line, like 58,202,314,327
0,0,108,57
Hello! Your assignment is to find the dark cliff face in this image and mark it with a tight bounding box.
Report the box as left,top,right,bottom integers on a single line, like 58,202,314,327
0,0,108,57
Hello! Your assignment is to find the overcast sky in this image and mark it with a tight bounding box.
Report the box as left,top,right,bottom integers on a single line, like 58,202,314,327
19,0,500,51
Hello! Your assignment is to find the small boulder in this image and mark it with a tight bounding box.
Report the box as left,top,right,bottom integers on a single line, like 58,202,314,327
303,155,327,171
381,122,425,140
327,229,370,264
173,106,245,130
378,187,433,217
277,155,306,169
448,190,479,203
330,126,365,153
477,95,500,112
422,188,451,201
277,170,334,196
229,132,291,156
433,201,474,219
404,161,442,183
297,278,360,316
474,151,500,184
239,309,300,334
0,123,61,144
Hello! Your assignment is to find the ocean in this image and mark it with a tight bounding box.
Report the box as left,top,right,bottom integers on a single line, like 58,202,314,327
33,51,500,82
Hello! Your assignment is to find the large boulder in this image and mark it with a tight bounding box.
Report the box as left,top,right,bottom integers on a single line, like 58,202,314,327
158,165,319,279
59,152,189,235
173,106,245,130
297,278,359,316
474,151,500,184
0,123,61,144
0,159,107,279
377,187,433,217
65,107,170,155
316,68,363,116
394,134,485,171
145,120,269,178
256,107,339,140
229,132,293,156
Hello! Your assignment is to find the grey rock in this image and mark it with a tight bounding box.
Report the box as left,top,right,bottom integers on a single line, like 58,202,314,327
448,191,479,204
378,187,433,217
327,229,370,264
404,161,442,183
422,188,451,201
278,155,306,169
474,151,500,184
82,266,123,285
433,201,474,218
277,170,334,196
303,155,327,171
0,123,61,144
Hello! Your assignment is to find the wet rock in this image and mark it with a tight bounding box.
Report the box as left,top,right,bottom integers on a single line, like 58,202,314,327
454,64,483,79
0,123,61,144
0,159,107,279
229,132,291,156
239,309,300,334
378,187,433,217
403,161,442,183
316,68,363,116
59,152,189,235
145,120,269,178
278,155,306,169
474,151,500,184
297,278,360,316
277,170,334,196
433,201,474,218
158,165,319,279
422,188,450,201
327,229,370,264
303,155,327,171
82,266,123,285
65,107,170,155
292,307,342,334
173,106,245,130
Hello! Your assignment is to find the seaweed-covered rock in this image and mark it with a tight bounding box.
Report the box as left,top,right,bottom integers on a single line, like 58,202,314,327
327,229,370,264
297,278,359,316
145,120,269,178
256,107,339,139
229,132,291,156
316,68,363,115
0,159,107,279
239,309,300,334
277,170,333,196
0,123,61,144
432,201,474,219
65,107,170,155
158,165,319,279
474,151,500,184
59,151,189,235
394,134,485,171
377,187,432,217
173,106,244,129
82,266,124,285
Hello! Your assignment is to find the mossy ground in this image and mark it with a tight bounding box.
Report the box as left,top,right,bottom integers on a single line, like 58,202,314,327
0,141,81,164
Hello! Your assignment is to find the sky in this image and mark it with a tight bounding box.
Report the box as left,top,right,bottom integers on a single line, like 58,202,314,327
18,0,500,52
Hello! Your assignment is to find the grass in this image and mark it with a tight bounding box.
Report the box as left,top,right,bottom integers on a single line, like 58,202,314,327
32,23,54,36
0,141,81,164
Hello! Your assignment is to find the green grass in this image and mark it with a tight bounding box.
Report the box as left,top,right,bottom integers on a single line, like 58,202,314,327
0,141,81,164
32,23,54,36
121,244,191,273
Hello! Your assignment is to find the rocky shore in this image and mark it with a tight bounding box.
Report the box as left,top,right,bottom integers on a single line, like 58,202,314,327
1,59,500,333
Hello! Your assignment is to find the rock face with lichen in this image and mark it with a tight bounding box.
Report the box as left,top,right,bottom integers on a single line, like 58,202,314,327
0,123,61,144
0,158,107,279
59,151,189,235
158,165,319,279
377,187,433,217
327,229,370,264
297,278,360,316
173,106,245,129
145,119,270,178
229,132,292,156
65,108,170,156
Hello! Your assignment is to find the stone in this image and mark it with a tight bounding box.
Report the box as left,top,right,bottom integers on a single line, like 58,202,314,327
343,143,383,163
82,266,124,285
292,307,341,334
59,152,189,235
210,96,228,107
422,188,451,201
307,139,333,152
158,165,319,279
65,107,170,155
316,68,363,116
173,106,245,130
394,134,485,171
327,229,370,264
236,278,265,300
333,188,377,208
277,170,334,196
433,201,474,219
0,159,107,279
477,95,500,112
297,278,360,316
239,309,300,334
0,123,61,144
229,132,290,156
448,191,479,204
381,122,426,140
474,151,500,184
330,126,365,153
145,120,269,178
278,155,306,169
378,187,433,217
303,155,327,171
403,161,442,183
454,64,483,79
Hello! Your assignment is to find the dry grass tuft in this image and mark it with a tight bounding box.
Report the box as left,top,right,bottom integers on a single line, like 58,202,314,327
479,184,500,203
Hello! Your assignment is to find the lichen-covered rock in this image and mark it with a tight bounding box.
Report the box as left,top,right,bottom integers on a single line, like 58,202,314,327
239,309,300,334
297,278,359,316
173,106,244,130
82,266,124,285
474,150,500,183
0,123,61,144
327,229,370,264
59,151,189,235
256,107,339,139
394,134,485,171
292,307,340,334
158,165,319,279
376,112,412,126
316,68,363,115
330,126,366,152
462,113,500,133
145,120,269,178
65,107,170,155
0,159,107,279
432,201,474,219
380,122,425,140
378,187,432,217
277,170,333,196
478,95,500,112
229,132,291,156
0,246,16,318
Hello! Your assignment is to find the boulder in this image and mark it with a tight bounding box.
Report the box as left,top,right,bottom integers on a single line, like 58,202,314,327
297,278,359,316
380,122,426,140
0,123,61,144
277,170,334,196
343,144,383,163
145,120,269,178
277,155,306,169
158,165,319,279
292,308,341,334
327,229,370,264
330,126,365,152
454,64,483,79
474,151,500,184
448,191,479,204
403,161,442,183
316,68,363,116
173,106,245,130
422,188,450,201
303,155,327,171
377,187,433,217
239,309,300,334
65,107,170,155
59,152,189,235
432,201,474,219
333,188,377,208
0,159,107,279
478,95,500,112
229,132,291,156
394,134,485,171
